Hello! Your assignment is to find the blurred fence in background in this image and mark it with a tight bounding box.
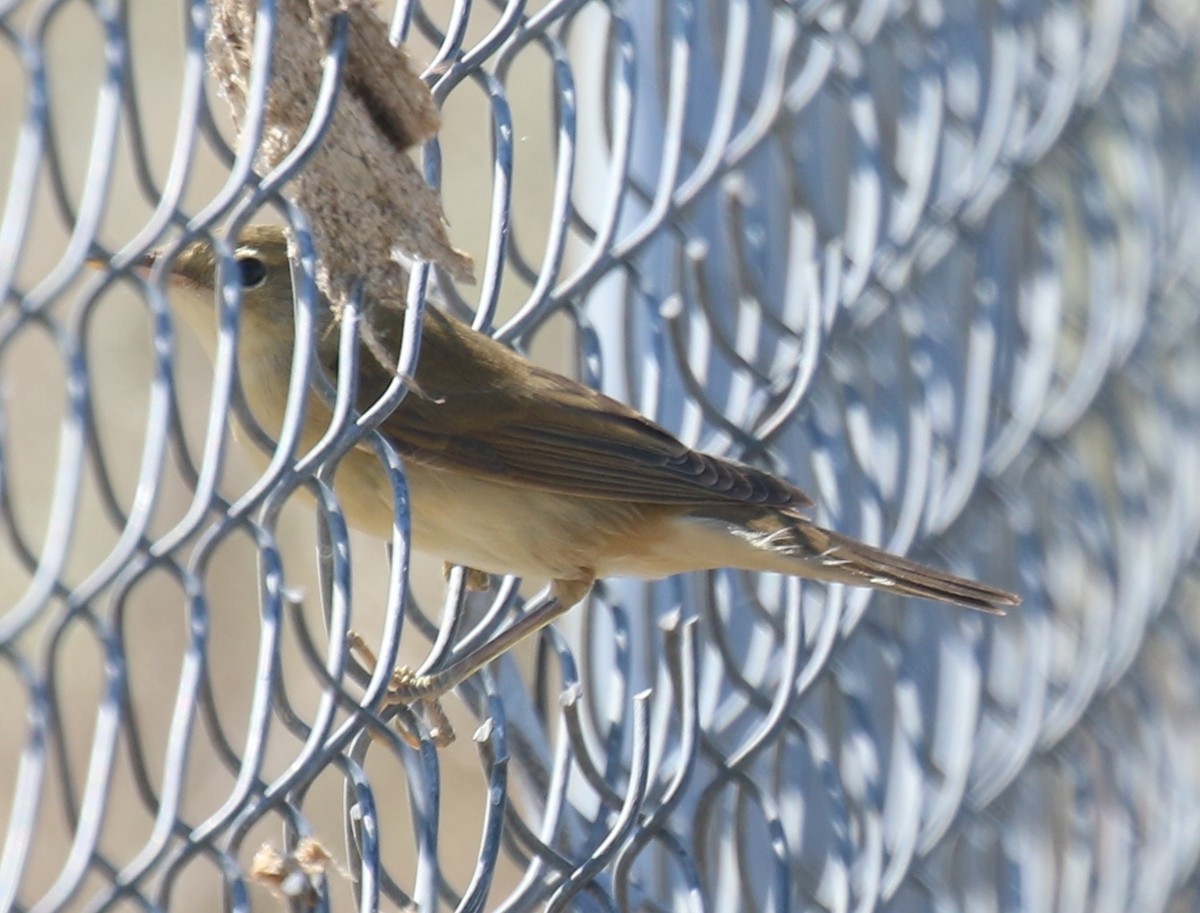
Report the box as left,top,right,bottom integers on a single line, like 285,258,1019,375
2,0,1200,910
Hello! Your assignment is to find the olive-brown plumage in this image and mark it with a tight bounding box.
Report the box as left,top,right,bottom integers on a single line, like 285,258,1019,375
157,226,1020,616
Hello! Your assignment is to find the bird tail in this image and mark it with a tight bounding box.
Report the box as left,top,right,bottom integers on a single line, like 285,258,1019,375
734,514,1020,615
811,529,1019,614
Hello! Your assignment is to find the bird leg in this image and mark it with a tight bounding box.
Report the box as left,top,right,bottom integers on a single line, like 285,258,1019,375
379,575,593,707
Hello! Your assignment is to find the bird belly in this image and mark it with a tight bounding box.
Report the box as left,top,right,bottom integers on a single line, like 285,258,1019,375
591,513,765,579
397,468,777,584
227,371,591,581
402,463,642,584
227,405,763,586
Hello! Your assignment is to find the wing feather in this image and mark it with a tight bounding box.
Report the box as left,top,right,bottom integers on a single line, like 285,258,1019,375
356,309,813,510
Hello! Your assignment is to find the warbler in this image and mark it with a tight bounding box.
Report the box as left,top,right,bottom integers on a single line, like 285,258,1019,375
116,227,1018,693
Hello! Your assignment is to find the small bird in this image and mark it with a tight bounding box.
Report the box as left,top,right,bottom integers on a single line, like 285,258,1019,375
124,226,1018,696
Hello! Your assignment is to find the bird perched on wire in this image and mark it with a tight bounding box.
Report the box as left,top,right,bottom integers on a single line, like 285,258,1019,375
120,226,1019,699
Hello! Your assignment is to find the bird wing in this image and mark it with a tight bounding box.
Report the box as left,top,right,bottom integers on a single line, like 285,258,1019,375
362,310,812,509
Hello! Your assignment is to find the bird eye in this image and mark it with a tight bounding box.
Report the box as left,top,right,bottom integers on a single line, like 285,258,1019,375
237,256,268,289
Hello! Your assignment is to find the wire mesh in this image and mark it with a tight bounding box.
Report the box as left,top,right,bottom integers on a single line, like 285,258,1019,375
1,0,1200,911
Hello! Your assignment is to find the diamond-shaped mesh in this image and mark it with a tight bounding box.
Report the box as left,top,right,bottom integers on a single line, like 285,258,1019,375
2,0,1200,911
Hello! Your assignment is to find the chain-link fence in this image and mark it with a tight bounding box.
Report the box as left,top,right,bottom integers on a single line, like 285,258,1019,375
3,0,1200,910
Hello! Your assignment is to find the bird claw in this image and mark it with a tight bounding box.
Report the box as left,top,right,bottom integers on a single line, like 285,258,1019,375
442,562,491,592
346,584,586,751
347,632,457,748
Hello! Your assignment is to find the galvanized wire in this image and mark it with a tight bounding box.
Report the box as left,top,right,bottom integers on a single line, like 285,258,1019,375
1,0,1199,911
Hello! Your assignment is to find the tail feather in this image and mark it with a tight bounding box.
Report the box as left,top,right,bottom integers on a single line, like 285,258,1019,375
750,518,1021,615
683,506,1020,614
818,530,1019,614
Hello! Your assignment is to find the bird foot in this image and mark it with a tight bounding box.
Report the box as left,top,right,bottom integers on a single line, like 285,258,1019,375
347,633,457,748
443,562,491,592
347,584,589,750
